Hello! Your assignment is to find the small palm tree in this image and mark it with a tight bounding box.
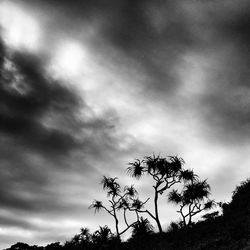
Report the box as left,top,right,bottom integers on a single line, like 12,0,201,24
168,179,214,227
92,225,113,246
131,217,154,238
90,176,144,237
80,227,91,242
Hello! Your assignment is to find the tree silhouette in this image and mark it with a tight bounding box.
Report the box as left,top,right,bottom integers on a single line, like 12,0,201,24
64,227,93,250
79,227,91,243
168,179,215,227
92,225,113,246
5,176,250,250
131,217,153,239
5,242,32,250
229,178,250,213
45,242,62,250
89,176,143,237
127,155,196,232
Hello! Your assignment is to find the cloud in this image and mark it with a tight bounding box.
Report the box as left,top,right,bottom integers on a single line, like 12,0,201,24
2,0,250,248
0,37,136,246
0,46,83,155
18,0,197,95
190,0,250,144
0,39,82,222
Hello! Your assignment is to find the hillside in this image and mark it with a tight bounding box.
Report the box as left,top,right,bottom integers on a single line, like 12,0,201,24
5,178,250,250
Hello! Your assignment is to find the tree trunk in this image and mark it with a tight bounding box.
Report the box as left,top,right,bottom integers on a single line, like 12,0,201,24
154,189,163,233
115,217,119,236
113,207,120,236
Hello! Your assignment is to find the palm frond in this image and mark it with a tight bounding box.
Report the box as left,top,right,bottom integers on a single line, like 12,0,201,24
131,198,144,210
145,154,159,174
168,189,182,204
89,200,103,213
101,176,121,196
124,185,138,197
117,198,129,210
183,180,210,201
132,217,153,237
204,200,216,210
126,159,144,179
180,169,198,182
168,156,184,173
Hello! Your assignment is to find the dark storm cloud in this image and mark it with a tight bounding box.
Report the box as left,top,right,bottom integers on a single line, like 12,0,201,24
0,36,126,239
0,45,82,155
20,0,195,94
196,1,250,143
0,215,33,229
93,0,193,93
5,0,249,191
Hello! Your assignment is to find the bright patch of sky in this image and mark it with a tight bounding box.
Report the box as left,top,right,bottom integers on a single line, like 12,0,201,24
0,2,40,51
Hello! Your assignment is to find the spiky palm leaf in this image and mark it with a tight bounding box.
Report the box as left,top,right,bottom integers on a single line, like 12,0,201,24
124,185,138,197
168,189,182,204
183,180,210,202
89,200,103,213
117,198,129,210
156,157,169,176
131,198,145,210
101,176,121,196
168,156,184,173
145,154,159,174
127,159,144,179
180,169,198,182
204,200,215,210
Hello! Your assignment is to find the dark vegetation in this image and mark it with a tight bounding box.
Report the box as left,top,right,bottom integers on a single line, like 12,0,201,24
1,39,250,249
5,160,250,250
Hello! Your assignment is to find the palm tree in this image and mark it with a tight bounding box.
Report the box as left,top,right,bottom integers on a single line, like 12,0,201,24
80,227,91,243
90,176,143,237
131,217,154,239
127,154,186,233
92,225,113,247
168,179,214,227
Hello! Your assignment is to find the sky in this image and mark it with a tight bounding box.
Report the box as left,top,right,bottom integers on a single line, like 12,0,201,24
1,0,250,248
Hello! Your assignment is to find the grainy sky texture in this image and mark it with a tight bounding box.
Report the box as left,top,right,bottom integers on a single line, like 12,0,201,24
1,0,250,248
